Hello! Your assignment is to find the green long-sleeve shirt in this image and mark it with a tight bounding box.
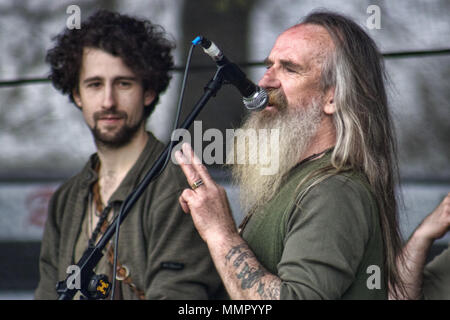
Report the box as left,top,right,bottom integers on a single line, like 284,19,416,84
423,245,450,299
242,151,387,299
35,132,224,300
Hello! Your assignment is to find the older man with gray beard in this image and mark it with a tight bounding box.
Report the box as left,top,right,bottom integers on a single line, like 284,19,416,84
175,10,406,300
231,87,324,217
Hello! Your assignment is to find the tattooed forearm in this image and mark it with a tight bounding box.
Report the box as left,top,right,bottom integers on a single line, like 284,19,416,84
236,263,266,289
233,251,251,268
225,243,281,299
257,278,281,299
225,243,247,262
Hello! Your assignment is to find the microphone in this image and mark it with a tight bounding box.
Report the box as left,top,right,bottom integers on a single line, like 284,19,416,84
192,36,268,111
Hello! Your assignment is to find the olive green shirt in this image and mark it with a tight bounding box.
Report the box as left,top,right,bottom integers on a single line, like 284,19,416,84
242,151,386,299
423,245,450,299
35,132,224,300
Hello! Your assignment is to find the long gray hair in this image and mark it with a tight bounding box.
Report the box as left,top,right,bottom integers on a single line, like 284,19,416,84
300,10,406,297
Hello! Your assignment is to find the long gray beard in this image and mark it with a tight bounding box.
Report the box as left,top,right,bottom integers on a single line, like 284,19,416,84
230,98,323,215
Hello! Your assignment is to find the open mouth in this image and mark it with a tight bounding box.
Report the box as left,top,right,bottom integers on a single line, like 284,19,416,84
264,105,278,111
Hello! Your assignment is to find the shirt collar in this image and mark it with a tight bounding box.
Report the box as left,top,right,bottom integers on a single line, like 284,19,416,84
81,131,161,204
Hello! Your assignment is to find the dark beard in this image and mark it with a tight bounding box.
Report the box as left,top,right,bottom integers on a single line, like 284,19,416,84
91,111,144,149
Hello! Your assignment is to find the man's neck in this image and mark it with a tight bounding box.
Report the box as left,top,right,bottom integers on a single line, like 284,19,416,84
299,116,336,163
96,129,149,203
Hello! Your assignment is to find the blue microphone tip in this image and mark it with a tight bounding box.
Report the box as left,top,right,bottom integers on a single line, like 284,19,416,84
192,36,202,45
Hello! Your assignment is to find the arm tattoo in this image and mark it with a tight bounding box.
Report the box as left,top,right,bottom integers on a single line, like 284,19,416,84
257,278,281,299
225,243,281,299
225,243,247,262
236,263,265,289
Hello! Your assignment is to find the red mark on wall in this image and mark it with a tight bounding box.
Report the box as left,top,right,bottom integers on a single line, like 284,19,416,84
26,187,56,228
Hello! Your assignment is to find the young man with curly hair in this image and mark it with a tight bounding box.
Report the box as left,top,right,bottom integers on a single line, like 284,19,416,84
35,10,224,300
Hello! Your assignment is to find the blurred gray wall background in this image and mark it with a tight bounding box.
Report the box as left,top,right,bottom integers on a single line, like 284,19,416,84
0,0,448,298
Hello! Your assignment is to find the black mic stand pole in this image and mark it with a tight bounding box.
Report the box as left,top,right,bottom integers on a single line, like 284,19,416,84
57,66,226,300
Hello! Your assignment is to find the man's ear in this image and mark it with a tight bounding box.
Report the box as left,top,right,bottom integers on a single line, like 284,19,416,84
323,87,336,115
72,89,82,109
144,90,156,107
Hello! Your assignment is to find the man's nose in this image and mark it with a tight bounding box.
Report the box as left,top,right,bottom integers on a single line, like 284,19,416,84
102,84,116,109
258,67,281,89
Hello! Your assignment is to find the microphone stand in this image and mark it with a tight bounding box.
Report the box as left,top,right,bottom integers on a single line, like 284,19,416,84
57,66,227,300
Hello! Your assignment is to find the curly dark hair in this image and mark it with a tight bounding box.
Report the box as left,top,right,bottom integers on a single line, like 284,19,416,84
46,9,175,119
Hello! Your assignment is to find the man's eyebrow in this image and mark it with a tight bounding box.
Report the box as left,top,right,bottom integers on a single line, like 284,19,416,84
279,59,304,72
82,76,138,84
82,76,102,84
263,57,305,72
114,76,138,82
263,57,273,66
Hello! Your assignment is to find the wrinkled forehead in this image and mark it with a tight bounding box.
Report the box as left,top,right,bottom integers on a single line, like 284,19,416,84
270,23,334,69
